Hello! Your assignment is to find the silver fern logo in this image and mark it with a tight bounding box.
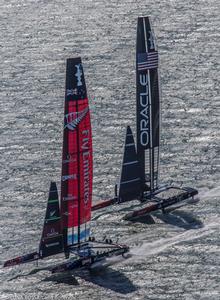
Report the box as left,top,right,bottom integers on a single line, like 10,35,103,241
64,107,89,131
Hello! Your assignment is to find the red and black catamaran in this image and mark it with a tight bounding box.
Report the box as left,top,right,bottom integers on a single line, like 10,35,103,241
92,17,199,218
4,58,129,272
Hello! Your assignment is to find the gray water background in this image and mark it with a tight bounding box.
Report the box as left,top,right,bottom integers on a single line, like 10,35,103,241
0,0,219,299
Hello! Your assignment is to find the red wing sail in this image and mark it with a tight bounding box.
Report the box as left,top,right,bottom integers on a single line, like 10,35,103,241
61,58,93,250
39,182,63,258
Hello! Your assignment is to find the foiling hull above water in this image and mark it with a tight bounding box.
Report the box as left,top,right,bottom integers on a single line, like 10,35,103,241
3,241,129,272
123,186,199,220
50,242,129,273
92,185,198,216
92,16,199,216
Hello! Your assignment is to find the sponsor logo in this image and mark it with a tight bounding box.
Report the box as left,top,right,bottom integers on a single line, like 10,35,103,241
81,130,90,205
49,210,56,217
139,73,150,147
46,228,59,237
70,204,78,210
75,63,83,87
66,88,78,96
66,88,86,100
63,194,77,201
62,174,77,181
63,154,76,164
148,31,155,50
63,211,71,216
64,107,89,131
45,242,60,248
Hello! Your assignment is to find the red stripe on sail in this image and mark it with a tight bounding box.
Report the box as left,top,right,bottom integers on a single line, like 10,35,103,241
61,58,93,247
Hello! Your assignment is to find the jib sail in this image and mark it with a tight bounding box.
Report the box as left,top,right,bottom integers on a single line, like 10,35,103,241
118,126,142,202
61,58,93,250
39,182,63,258
136,16,160,192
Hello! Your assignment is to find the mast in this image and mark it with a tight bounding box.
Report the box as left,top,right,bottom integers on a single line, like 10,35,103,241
136,17,160,194
61,58,93,253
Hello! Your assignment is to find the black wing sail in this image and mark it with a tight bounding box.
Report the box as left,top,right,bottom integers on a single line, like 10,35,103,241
118,126,142,202
136,16,160,193
39,182,63,258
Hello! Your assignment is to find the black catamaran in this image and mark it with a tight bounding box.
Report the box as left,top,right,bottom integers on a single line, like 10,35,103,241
92,16,198,217
4,58,129,272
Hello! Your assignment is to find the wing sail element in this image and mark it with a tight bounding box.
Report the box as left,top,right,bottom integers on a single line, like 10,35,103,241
118,126,142,202
61,58,93,251
136,16,160,193
39,182,63,258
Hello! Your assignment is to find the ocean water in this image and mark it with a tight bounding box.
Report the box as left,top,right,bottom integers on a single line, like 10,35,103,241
0,0,219,299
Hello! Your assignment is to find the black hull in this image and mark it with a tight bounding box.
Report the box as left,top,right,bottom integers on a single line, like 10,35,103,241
50,245,129,273
123,186,198,220
92,186,198,214
4,252,39,268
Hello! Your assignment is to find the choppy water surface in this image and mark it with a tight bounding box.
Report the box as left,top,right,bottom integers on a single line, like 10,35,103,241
0,0,219,299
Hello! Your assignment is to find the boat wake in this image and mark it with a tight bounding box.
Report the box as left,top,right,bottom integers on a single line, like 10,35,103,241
89,254,130,271
127,219,219,263
201,186,220,199
116,187,219,264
